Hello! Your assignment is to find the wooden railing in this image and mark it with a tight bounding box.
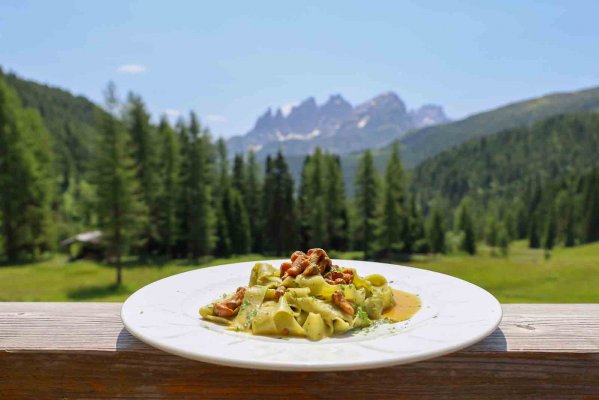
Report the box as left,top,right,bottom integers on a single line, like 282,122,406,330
0,303,598,398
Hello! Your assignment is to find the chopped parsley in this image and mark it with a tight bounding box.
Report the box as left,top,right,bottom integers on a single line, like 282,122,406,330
240,299,251,310
357,306,369,320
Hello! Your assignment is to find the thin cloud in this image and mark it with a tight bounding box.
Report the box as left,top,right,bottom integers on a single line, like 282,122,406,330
117,64,146,74
163,109,181,119
205,114,227,123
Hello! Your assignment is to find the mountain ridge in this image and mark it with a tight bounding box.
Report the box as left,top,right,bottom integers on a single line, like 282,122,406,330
227,92,450,157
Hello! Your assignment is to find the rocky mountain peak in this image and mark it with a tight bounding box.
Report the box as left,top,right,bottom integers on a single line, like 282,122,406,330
321,94,353,119
226,91,449,157
410,104,450,128
356,91,407,116
254,108,273,130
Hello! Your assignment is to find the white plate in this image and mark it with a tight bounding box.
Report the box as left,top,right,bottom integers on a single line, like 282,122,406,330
121,259,502,371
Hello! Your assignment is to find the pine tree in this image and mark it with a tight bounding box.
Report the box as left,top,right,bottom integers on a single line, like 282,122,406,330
427,199,446,254
486,216,499,254
245,151,262,253
456,197,476,255
229,189,251,254
544,205,557,252
582,168,599,243
297,149,348,249
214,189,232,256
175,119,190,257
214,138,231,256
0,76,55,261
529,217,541,249
230,153,253,253
407,195,427,253
515,199,528,240
325,155,349,250
185,112,214,259
263,151,296,255
378,142,408,256
232,154,246,198
93,83,147,285
302,149,330,248
497,222,510,257
156,116,180,256
297,155,312,249
528,181,542,248
125,93,159,254
354,150,379,258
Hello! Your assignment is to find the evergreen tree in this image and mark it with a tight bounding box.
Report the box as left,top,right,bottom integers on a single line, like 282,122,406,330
528,180,542,248
486,216,499,254
297,149,347,249
245,151,262,253
156,116,180,256
93,83,147,284
564,207,577,247
263,151,296,255
125,93,159,253
232,154,246,197
325,155,349,250
407,195,427,253
184,112,214,258
0,77,55,261
378,142,408,256
214,138,232,256
497,223,510,257
354,150,379,258
427,199,446,254
229,189,251,254
214,189,232,256
297,155,312,249
456,197,477,255
175,119,190,257
582,168,599,243
544,205,557,252
515,199,528,239
529,217,541,249
230,153,253,253
302,149,328,247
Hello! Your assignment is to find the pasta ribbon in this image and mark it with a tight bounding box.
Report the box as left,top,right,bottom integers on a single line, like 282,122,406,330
199,251,417,340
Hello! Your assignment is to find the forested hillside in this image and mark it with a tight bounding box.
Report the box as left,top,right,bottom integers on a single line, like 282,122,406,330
0,69,105,187
412,112,599,208
1,70,598,281
400,86,599,167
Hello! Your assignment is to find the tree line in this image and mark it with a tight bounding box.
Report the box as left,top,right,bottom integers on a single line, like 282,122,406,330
1,78,598,283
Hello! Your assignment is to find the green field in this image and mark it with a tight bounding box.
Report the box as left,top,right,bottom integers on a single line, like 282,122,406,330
0,241,597,303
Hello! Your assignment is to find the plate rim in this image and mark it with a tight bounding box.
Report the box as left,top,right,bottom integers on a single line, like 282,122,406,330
121,259,503,371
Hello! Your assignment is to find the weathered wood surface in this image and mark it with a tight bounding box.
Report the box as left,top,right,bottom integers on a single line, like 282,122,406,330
0,303,598,399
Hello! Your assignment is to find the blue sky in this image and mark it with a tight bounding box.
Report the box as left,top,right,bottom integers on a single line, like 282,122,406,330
1,1,598,138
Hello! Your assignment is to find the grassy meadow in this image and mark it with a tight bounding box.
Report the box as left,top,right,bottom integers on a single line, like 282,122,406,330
0,241,597,303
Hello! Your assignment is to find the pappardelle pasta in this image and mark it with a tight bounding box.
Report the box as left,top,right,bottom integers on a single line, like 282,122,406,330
199,248,418,340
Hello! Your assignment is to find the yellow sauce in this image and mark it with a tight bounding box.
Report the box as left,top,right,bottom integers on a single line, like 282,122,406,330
382,289,421,322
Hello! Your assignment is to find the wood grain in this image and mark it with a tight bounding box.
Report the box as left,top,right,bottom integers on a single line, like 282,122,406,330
1,303,598,399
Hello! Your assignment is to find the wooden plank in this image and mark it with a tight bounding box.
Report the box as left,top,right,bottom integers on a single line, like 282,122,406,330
1,303,598,353
0,303,598,399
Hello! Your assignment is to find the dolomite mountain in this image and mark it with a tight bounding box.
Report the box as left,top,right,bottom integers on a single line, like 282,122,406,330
226,92,450,157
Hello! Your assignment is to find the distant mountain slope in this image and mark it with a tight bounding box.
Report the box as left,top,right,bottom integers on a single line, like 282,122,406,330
227,92,449,157
399,86,599,168
1,69,105,182
331,85,599,194
411,111,599,208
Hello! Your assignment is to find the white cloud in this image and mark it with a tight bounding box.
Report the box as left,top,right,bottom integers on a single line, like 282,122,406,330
117,64,146,74
205,114,227,123
163,109,181,119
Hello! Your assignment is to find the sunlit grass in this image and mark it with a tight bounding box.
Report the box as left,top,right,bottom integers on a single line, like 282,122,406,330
0,241,597,303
